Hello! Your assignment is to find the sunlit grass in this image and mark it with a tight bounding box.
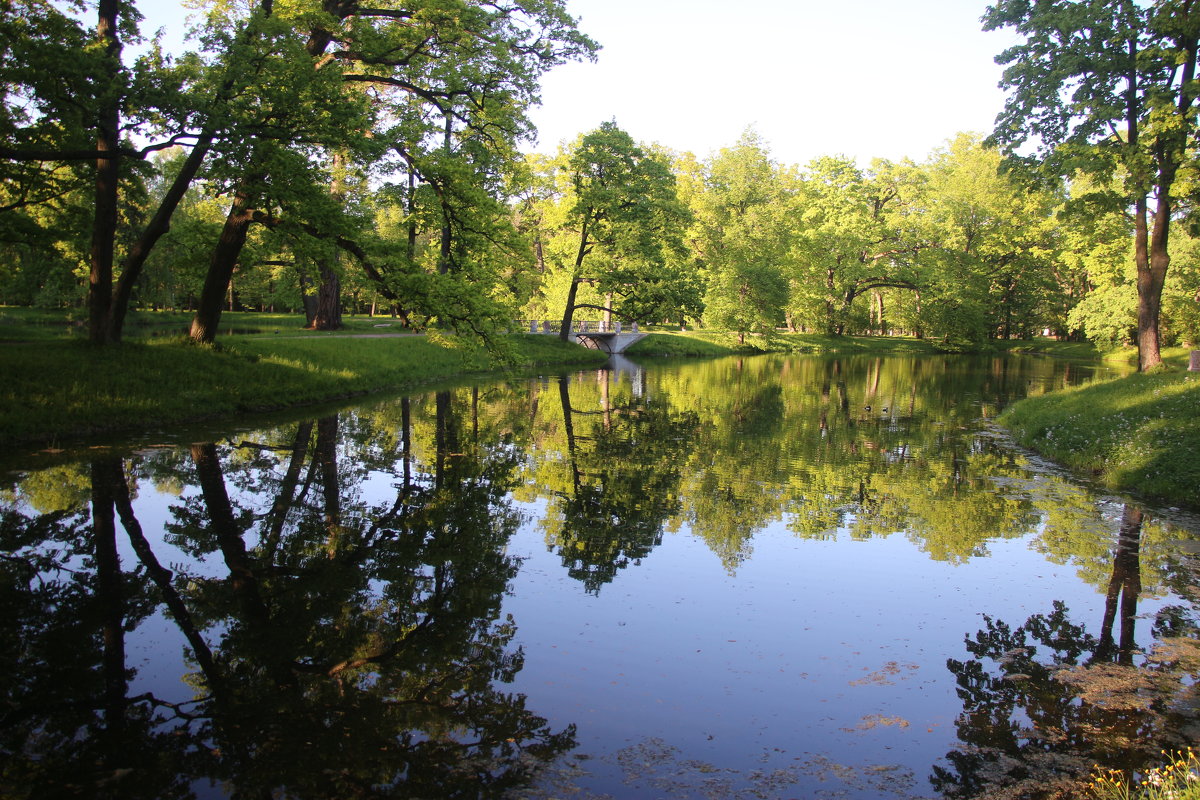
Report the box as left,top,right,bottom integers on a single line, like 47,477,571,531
0,334,605,447
1000,359,1200,508
0,306,421,341
626,331,948,356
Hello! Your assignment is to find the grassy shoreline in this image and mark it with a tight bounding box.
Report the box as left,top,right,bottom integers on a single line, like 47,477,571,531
998,348,1200,509
5,304,1196,508
1,333,607,449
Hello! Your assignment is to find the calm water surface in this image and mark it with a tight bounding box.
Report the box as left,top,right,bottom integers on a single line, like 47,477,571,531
5,353,1200,799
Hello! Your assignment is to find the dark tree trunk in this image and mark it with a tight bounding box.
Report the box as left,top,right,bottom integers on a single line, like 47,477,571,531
262,420,313,559
114,459,224,694
1136,194,1168,371
308,263,342,330
559,277,581,341
109,135,215,341
438,115,454,275
90,459,127,736
298,268,319,326
88,0,121,345
315,415,341,551
434,391,459,489
192,442,300,693
308,153,346,331
189,184,257,342
559,215,591,341
1096,504,1143,666
558,376,581,494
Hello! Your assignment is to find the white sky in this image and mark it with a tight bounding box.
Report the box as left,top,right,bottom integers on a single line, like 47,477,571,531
144,0,1019,168
526,0,1021,166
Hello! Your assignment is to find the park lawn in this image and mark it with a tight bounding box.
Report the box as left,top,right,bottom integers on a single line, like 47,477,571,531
626,330,950,356
0,333,605,447
0,307,420,342
999,349,1200,508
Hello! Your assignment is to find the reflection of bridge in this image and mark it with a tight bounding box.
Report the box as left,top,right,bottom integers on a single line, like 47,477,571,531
519,320,648,355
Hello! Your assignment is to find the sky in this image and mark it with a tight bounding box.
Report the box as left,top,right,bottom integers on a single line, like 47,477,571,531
145,0,1020,168
524,0,1022,167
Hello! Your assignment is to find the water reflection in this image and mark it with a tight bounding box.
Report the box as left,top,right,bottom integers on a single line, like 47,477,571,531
541,374,699,593
2,353,1197,799
1,400,575,799
934,504,1200,799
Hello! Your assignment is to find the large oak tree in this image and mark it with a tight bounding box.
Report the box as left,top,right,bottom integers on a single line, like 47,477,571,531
985,0,1200,370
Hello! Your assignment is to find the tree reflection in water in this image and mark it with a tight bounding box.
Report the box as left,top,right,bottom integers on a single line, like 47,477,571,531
5,354,1199,800
544,373,699,593
933,504,1200,799
0,398,574,799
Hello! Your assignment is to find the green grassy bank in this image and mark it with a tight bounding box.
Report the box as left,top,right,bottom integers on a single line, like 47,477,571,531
999,348,1200,508
1,333,606,448
625,330,1099,357
626,330,954,356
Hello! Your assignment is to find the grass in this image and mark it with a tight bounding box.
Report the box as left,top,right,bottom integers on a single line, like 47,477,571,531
626,330,949,356
999,349,1200,508
6,306,1197,508
0,333,606,448
0,306,422,342
1089,750,1200,799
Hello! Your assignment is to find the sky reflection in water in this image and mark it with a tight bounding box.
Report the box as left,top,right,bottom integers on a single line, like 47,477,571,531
3,353,1199,799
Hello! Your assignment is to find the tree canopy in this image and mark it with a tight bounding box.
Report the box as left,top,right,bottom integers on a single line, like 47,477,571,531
3,1,1200,356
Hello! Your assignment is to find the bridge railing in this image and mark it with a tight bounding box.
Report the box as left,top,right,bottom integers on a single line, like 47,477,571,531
514,319,640,335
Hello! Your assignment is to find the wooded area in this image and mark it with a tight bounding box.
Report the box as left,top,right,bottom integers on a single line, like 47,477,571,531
3,0,1199,369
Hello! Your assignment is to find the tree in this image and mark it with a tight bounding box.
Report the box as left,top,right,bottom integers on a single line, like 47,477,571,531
549,122,694,340
791,156,922,336
985,0,1200,370
692,130,791,342
186,0,597,344
917,134,1063,342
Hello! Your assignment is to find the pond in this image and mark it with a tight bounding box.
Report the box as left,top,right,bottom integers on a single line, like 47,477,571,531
4,352,1200,799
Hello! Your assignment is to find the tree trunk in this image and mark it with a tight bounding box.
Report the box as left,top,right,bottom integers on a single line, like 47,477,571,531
1096,504,1143,665
91,458,127,735
434,391,458,489
115,459,224,694
534,235,546,273
406,169,418,262
189,5,341,345
822,265,838,335
315,415,341,555
189,184,257,343
558,376,581,494
108,135,214,341
559,215,591,341
559,278,581,341
309,263,342,330
1136,194,1167,371
88,0,121,345
308,153,346,331
298,268,319,327
438,114,453,275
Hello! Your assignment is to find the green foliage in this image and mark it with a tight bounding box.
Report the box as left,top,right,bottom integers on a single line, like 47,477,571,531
691,130,790,337
522,122,697,330
983,0,1200,369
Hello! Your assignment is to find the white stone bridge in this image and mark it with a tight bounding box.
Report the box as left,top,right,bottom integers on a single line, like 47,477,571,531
520,320,648,355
